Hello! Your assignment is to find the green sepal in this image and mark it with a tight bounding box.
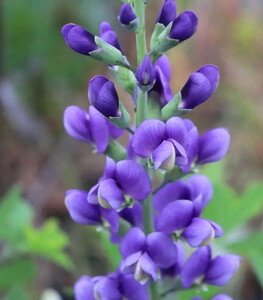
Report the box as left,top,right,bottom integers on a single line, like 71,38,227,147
161,92,191,120
104,139,127,162
90,36,131,68
121,19,138,32
150,23,180,61
111,66,136,96
109,102,131,129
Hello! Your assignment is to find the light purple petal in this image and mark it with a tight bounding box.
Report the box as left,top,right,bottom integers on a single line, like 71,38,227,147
74,276,95,300
100,208,119,233
156,200,194,234
119,203,143,228
103,156,116,179
89,106,109,153
208,220,224,238
182,217,214,247
94,277,122,300
98,179,125,210
211,294,233,300
99,21,112,36
165,117,188,145
106,120,124,139
180,246,211,288
152,140,175,171
63,106,91,143
116,160,151,200
197,128,230,164
120,274,148,300
153,180,191,213
65,190,101,225
121,251,142,274
132,119,166,158
147,232,177,268
120,227,146,259
155,55,171,80
139,252,157,281
170,139,188,166
204,255,241,286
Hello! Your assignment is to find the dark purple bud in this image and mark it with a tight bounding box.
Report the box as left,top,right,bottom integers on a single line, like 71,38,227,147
180,246,211,288
156,0,176,26
61,24,97,55
65,190,101,225
99,21,122,52
118,3,138,31
204,254,241,286
156,200,194,234
74,276,95,300
169,11,198,41
197,128,230,164
88,76,119,117
135,55,156,88
180,65,220,109
211,294,233,300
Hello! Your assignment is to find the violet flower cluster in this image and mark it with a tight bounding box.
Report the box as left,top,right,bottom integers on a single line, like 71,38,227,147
61,0,240,299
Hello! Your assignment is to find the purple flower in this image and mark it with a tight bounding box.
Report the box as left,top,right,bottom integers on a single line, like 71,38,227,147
135,55,156,89
182,217,223,247
65,189,119,232
88,157,151,210
156,0,176,26
132,118,190,171
88,76,119,118
99,21,122,52
180,65,220,109
180,246,241,288
74,272,148,300
120,228,178,283
197,128,230,164
149,55,173,105
63,106,107,153
118,3,138,31
153,174,213,216
61,24,97,55
63,106,122,153
169,11,198,41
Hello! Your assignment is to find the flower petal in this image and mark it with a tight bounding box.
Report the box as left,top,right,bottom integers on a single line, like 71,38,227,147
155,55,171,80
94,277,122,300
98,179,125,210
120,274,148,300
116,160,151,200
153,180,191,213
87,183,100,205
121,251,142,274
137,252,157,282
119,202,143,228
170,139,188,166
211,294,233,300
147,232,177,268
197,128,230,164
65,190,101,225
120,227,146,259
182,217,214,247
63,106,91,143
74,276,95,300
152,140,175,171
180,246,211,288
132,119,166,158
165,117,188,145
103,156,116,179
89,106,109,153
204,254,241,286
156,200,194,234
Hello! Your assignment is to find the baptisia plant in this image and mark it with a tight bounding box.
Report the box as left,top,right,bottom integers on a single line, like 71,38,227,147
61,0,240,299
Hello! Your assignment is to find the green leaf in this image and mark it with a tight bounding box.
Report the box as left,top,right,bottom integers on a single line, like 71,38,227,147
0,186,33,249
227,232,263,254
248,249,263,287
3,286,29,300
23,219,73,270
0,259,35,290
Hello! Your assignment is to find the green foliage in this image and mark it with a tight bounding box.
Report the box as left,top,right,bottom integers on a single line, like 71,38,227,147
0,185,73,297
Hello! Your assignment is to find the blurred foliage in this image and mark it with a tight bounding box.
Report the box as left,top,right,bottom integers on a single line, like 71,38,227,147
0,186,73,299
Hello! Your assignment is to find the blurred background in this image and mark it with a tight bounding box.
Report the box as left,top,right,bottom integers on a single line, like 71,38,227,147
0,0,263,299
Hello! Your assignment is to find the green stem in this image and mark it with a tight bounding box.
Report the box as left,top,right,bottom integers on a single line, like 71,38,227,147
133,1,159,300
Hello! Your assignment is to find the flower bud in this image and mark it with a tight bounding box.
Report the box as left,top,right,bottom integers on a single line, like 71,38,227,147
88,76,119,118
156,0,176,26
197,128,230,164
118,3,138,32
99,21,122,52
135,55,156,90
61,24,97,55
169,11,198,41
211,294,233,300
180,65,220,109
